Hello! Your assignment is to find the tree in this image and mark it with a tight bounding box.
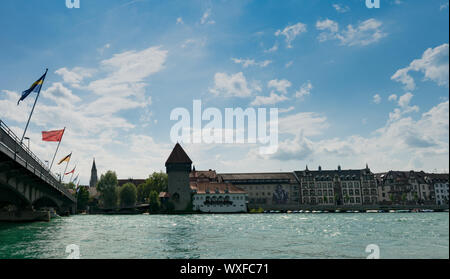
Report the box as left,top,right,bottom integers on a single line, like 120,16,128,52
146,172,168,193
119,183,137,207
137,183,146,203
76,187,90,211
148,190,161,213
65,182,76,190
97,171,119,208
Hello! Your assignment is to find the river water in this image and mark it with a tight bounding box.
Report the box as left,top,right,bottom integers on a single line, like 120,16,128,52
0,213,448,259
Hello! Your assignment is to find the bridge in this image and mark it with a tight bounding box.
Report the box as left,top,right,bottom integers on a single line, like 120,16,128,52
0,119,76,220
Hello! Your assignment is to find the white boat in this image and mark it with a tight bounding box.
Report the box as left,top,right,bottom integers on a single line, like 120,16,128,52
420,209,434,213
366,210,379,213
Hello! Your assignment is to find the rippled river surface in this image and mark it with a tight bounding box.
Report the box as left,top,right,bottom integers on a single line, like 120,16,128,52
0,213,448,259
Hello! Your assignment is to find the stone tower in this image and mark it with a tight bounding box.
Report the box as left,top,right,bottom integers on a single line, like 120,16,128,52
165,143,192,211
89,158,98,188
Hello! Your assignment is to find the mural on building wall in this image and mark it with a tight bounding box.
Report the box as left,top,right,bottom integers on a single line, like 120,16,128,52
273,184,289,204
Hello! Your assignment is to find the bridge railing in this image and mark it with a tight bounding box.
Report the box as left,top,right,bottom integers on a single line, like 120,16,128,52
0,119,75,202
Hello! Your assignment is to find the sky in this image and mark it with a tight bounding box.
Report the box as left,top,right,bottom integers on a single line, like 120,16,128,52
0,0,449,184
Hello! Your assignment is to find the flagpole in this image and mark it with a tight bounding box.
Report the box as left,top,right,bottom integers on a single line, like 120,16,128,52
70,166,76,182
49,127,65,171
21,68,48,144
62,153,71,183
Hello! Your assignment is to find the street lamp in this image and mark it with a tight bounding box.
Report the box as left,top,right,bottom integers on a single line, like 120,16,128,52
24,137,30,149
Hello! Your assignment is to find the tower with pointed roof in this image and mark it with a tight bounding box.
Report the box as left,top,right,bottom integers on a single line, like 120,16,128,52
165,143,193,211
89,158,98,188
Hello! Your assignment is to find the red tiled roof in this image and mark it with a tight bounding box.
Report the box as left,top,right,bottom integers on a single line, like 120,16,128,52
190,181,246,194
165,143,192,165
190,170,218,182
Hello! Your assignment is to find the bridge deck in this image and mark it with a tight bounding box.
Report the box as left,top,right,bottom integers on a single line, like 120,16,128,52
0,120,75,203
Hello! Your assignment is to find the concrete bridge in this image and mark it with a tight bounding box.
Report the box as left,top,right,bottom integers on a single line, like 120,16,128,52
0,120,76,220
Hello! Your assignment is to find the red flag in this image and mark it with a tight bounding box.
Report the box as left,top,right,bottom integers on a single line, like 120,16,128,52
42,129,65,142
65,166,76,175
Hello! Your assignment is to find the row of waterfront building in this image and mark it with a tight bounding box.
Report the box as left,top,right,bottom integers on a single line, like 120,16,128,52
89,144,449,213
161,144,449,213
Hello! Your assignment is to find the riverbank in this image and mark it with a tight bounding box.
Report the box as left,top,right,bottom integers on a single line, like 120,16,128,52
83,204,449,216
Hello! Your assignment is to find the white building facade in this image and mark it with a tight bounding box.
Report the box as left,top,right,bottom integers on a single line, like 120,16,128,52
191,182,248,213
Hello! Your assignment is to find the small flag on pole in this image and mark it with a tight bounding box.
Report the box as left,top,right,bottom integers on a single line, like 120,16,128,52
58,153,72,165
65,166,76,176
42,129,65,142
18,71,47,105
72,174,79,184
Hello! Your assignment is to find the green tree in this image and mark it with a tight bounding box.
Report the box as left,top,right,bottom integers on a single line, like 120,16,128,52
148,190,161,213
137,183,146,203
97,170,119,208
76,186,90,211
65,182,76,190
146,172,168,193
119,183,137,207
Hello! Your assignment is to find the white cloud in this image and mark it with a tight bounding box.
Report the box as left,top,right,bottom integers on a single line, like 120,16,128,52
440,2,449,10
267,79,292,94
250,91,288,106
176,17,184,24
316,18,387,46
398,92,413,108
389,92,419,121
97,43,111,55
333,3,350,13
373,94,381,104
285,61,294,68
42,82,81,107
209,72,253,97
295,81,313,98
272,132,314,160
391,43,449,90
232,58,272,68
264,44,278,53
279,106,295,114
264,100,448,172
200,9,215,25
388,94,398,102
278,112,329,137
55,67,95,88
275,22,307,48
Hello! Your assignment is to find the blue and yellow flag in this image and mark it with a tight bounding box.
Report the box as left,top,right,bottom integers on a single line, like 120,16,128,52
17,69,48,105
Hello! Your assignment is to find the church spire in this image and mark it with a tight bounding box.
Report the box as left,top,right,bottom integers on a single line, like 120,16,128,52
89,158,98,188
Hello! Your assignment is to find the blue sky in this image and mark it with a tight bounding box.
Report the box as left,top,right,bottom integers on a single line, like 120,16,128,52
0,0,449,184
